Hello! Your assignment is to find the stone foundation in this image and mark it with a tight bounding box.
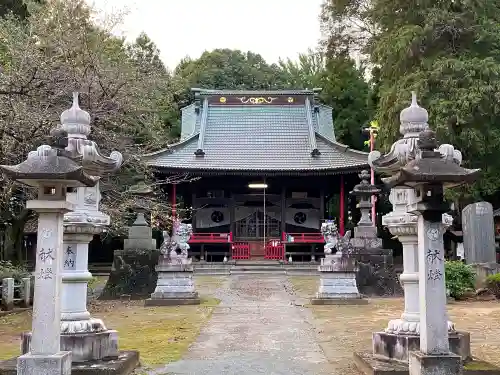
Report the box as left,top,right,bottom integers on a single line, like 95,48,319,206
16,351,72,375
147,263,200,306
316,271,361,299
21,330,119,363
372,331,471,363
100,250,159,300
409,351,461,375
310,297,368,305
0,351,139,375
354,352,500,375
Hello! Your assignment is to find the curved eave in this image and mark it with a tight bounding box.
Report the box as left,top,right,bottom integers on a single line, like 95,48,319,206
315,133,370,163
141,133,200,159
149,165,365,177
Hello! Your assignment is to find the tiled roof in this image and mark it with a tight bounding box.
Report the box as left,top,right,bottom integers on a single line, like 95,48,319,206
144,91,368,174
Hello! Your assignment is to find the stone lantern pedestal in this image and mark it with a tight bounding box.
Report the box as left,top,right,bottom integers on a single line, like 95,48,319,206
311,221,366,305
311,254,366,305
146,222,200,306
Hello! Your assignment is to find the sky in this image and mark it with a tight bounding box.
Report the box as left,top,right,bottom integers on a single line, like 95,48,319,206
89,0,324,70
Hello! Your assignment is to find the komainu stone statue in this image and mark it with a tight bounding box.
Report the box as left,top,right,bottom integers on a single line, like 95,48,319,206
312,220,364,304
321,220,339,254
146,220,199,306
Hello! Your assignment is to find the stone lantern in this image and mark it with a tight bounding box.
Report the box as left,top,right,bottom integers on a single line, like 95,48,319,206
0,128,97,375
364,94,460,363
354,93,479,375
384,128,479,375
349,170,382,250
123,179,156,251
59,93,122,362
19,93,125,364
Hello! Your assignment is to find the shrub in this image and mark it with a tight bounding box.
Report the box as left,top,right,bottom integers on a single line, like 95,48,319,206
486,273,500,299
0,261,30,282
445,261,475,299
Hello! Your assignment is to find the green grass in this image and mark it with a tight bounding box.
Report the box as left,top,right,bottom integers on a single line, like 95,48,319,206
0,297,221,366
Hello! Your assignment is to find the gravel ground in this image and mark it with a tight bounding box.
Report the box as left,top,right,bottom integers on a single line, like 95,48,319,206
148,275,334,375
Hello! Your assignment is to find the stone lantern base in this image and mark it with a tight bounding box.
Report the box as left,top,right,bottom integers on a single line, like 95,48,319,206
21,329,120,363
372,331,471,363
311,254,368,305
145,262,200,306
353,350,500,375
0,351,139,375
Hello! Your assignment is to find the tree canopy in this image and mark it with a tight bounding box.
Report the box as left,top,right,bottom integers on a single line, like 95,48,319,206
321,0,500,204
279,50,372,150
0,0,178,259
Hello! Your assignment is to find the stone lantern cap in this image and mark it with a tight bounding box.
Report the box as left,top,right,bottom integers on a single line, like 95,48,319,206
382,129,480,189
61,92,123,177
350,170,381,197
127,179,154,197
0,128,97,188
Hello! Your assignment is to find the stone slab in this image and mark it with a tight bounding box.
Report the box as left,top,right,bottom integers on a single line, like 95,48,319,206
0,351,139,375
462,202,496,264
16,351,72,375
21,330,119,363
310,297,368,305
409,351,461,375
373,331,471,362
354,352,500,375
145,298,201,306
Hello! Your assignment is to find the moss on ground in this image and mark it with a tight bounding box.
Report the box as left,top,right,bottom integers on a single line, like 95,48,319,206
464,360,499,371
288,276,318,297
0,277,224,367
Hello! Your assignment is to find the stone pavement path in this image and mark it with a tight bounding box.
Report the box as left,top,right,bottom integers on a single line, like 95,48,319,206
150,275,334,375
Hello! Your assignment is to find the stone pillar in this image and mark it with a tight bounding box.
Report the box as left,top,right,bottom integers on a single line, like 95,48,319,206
2,278,14,310
59,184,118,362
383,188,420,334
409,216,461,375
373,189,461,362
61,232,94,324
18,198,73,375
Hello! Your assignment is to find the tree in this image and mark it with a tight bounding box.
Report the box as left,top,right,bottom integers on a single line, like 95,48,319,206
0,0,179,260
321,0,500,204
320,0,375,59
0,0,44,20
368,0,500,203
279,49,372,150
172,49,291,109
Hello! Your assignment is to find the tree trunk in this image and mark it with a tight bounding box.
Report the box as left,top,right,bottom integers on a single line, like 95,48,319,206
4,210,32,262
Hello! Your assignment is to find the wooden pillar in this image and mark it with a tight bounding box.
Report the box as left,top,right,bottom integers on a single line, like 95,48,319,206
340,175,345,236
319,188,325,224
171,183,177,220
280,186,286,236
229,195,236,238
191,191,196,230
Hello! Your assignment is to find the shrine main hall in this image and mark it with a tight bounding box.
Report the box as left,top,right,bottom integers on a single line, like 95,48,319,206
143,88,370,261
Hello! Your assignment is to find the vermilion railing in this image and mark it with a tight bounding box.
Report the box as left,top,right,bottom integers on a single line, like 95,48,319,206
281,232,324,243
231,242,250,259
265,240,284,260
189,232,232,243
